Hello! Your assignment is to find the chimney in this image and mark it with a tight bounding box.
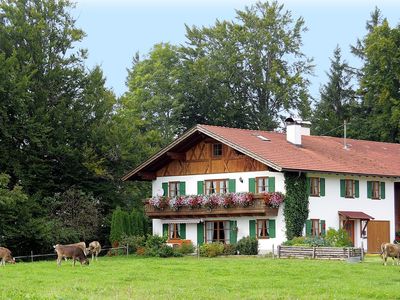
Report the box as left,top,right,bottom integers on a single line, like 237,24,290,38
285,117,311,146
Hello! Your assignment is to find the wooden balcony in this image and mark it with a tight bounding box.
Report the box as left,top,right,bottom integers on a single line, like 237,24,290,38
144,195,279,218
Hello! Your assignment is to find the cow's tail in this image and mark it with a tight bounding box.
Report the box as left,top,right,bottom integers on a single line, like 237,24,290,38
380,243,385,257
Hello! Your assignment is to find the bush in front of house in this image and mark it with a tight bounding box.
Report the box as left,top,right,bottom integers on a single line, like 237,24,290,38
282,236,308,246
199,243,224,257
175,242,195,255
236,236,258,255
223,243,237,255
325,228,353,247
282,228,353,247
144,234,168,257
120,234,146,253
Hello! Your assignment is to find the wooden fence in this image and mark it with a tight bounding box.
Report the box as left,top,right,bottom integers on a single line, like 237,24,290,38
277,245,363,260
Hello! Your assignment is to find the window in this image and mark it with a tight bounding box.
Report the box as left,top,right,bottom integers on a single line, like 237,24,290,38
256,177,269,193
345,179,355,198
169,182,180,197
212,143,223,157
306,219,325,237
205,221,230,243
257,219,269,239
169,224,181,239
205,179,228,194
310,177,320,196
372,181,380,199
311,219,320,237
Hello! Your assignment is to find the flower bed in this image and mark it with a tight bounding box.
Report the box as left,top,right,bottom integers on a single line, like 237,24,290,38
149,193,256,210
149,192,285,210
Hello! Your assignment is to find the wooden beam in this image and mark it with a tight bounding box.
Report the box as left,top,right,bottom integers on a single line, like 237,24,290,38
166,152,186,161
203,138,217,144
138,172,156,180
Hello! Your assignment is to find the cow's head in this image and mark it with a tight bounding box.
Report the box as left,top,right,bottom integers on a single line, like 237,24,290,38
81,257,90,266
10,257,16,264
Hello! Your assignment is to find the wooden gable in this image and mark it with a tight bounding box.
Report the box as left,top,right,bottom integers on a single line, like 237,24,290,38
156,139,267,177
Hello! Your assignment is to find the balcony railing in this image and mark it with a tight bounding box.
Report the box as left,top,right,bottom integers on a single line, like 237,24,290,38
144,195,279,218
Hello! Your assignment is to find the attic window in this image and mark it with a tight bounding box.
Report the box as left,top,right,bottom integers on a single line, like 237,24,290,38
212,143,223,157
256,135,270,141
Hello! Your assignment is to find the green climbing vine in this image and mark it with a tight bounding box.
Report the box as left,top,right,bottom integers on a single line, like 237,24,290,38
283,172,309,240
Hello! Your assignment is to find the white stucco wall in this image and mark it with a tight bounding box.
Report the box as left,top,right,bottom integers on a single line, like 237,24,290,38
307,173,396,250
152,170,285,196
150,170,398,253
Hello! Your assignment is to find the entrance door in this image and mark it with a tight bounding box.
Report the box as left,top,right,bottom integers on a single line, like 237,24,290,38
367,220,390,253
343,220,355,246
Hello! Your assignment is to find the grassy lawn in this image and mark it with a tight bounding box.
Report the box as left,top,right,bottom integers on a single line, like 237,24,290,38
0,255,399,299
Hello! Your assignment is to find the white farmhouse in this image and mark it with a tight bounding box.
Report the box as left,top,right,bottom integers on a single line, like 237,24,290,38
123,121,400,253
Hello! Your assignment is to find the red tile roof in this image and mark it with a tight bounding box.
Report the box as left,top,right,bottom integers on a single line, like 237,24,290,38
198,124,400,177
338,211,374,220
122,124,400,181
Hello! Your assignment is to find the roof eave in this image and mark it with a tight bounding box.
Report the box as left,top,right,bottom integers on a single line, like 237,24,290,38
281,168,400,178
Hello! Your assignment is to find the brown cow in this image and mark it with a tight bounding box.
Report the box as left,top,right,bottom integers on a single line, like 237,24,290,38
53,244,89,267
87,241,101,261
66,242,88,256
0,247,15,266
381,243,400,266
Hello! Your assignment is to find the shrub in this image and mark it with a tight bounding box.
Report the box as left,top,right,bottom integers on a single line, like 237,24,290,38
144,234,167,257
199,243,224,257
136,246,146,256
158,244,175,258
236,237,258,255
120,235,146,253
282,236,307,246
223,243,237,255
304,236,329,247
175,242,195,255
325,228,353,247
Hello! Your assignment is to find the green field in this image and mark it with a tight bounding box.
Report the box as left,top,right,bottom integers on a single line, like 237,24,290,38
0,255,398,299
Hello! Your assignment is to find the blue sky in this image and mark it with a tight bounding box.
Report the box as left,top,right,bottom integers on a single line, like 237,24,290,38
73,0,400,100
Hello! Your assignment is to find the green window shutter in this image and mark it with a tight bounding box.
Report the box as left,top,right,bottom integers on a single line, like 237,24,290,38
180,224,186,239
305,220,312,237
355,180,359,198
340,179,345,197
381,182,386,199
179,182,186,196
230,220,237,244
320,220,326,236
162,182,168,197
320,178,325,196
268,219,276,238
197,181,204,195
228,179,236,193
162,224,168,238
249,220,256,238
367,181,372,199
197,223,204,245
307,177,311,196
249,178,256,193
268,177,275,192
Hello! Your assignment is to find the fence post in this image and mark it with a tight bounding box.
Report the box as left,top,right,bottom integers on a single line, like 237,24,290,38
361,241,364,261
31,251,34,263
347,247,350,259
312,247,316,259
126,244,129,256
277,245,281,258
272,244,275,259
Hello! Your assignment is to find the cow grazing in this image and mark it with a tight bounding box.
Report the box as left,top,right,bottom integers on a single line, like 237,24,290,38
88,241,101,261
0,247,15,266
381,243,400,266
66,242,88,256
53,244,89,267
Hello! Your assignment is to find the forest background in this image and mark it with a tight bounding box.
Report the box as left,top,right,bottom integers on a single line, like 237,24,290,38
1,0,399,254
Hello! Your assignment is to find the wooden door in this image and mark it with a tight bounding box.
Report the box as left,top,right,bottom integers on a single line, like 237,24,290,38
343,220,355,246
367,220,390,253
